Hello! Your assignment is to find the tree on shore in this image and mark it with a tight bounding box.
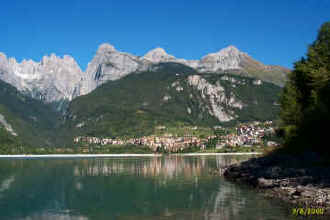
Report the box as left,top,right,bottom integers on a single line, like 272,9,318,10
280,22,330,152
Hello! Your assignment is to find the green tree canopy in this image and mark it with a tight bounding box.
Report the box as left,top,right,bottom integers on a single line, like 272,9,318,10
280,22,330,152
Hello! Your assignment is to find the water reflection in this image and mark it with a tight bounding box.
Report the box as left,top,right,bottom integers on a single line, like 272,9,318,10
0,156,289,220
0,175,15,192
73,155,251,179
17,213,88,220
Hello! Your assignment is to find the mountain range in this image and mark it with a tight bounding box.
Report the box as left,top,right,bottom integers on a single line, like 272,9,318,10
0,44,289,146
0,44,289,110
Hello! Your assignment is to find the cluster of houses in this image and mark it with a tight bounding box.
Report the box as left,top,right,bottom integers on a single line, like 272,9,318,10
73,121,279,152
215,121,279,148
74,135,211,152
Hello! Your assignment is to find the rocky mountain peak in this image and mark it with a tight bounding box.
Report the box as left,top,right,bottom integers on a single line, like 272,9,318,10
0,52,7,60
203,45,244,59
97,43,117,54
79,43,144,96
0,53,8,69
0,52,83,108
8,57,17,65
21,59,35,65
63,54,74,59
199,45,246,71
218,45,240,53
41,54,72,65
143,47,175,63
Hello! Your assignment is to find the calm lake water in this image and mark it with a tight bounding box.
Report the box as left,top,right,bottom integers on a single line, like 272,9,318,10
0,155,291,220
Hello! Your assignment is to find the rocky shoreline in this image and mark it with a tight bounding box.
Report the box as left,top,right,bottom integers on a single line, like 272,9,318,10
222,152,330,215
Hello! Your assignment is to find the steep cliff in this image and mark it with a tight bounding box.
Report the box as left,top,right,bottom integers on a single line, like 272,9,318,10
79,43,149,95
0,53,83,110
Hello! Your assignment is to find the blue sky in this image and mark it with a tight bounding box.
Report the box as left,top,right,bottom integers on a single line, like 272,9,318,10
1,0,329,70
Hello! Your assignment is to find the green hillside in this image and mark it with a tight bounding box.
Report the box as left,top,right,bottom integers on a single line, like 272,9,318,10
63,63,282,141
0,80,61,146
239,56,290,87
0,63,284,147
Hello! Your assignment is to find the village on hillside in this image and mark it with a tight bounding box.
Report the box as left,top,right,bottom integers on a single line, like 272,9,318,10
74,121,280,153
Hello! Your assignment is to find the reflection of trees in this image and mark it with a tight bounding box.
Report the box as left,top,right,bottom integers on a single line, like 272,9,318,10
0,156,288,220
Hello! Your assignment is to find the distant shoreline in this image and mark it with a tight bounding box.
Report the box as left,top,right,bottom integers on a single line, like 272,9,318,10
0,152,261,158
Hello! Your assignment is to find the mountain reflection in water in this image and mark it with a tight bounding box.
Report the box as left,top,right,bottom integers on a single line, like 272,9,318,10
0,156,289,220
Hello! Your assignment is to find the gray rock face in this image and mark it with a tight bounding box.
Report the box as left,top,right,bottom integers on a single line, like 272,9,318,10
187,75,244,122
198,46,245,72
79,44,149,95
0,53,83,107
143,47,176,63
0,113,17,136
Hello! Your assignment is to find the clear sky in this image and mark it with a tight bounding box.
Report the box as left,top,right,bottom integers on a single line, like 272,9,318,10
1,0,329,70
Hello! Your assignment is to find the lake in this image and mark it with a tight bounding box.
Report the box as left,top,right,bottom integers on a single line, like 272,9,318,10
0,155,290,220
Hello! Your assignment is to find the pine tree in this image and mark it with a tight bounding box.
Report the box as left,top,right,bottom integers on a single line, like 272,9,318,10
280,22,330,151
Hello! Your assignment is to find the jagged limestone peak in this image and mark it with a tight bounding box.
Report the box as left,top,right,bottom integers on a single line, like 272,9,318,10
203,45,244,59
0,51,84,104
199,45,245,71
80,43,143,96
97,43,117,54
218,45,240,54
143,47,176,63
0,52,7,60
0,53,8,69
